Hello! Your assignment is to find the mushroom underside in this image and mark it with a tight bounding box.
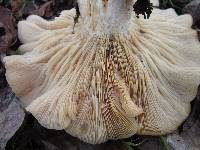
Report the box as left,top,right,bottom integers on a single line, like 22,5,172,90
3,7,200,144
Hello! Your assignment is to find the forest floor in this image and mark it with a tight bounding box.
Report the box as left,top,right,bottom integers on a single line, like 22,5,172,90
0,0,200,150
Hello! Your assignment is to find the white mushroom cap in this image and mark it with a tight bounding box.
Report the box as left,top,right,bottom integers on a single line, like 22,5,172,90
3,0,200,144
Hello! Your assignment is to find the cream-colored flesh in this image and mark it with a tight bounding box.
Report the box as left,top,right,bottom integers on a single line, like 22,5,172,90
3,0,200,144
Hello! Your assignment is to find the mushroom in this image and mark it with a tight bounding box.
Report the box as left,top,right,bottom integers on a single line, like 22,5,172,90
3,0,200,144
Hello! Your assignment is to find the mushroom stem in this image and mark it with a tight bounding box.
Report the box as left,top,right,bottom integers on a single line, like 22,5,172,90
78,0,134,35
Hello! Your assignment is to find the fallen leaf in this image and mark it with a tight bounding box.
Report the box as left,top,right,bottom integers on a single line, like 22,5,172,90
0,6,17,53
30,1,54,18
